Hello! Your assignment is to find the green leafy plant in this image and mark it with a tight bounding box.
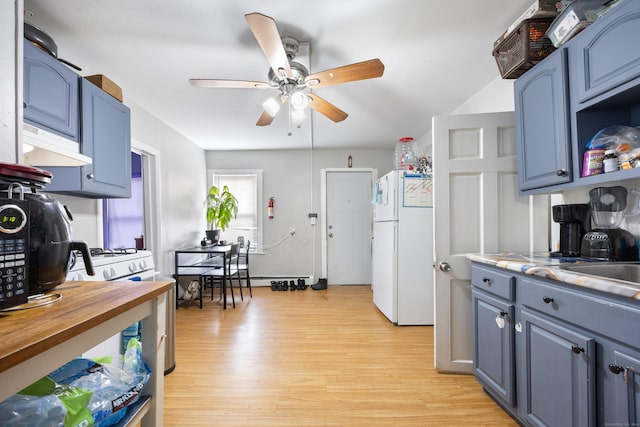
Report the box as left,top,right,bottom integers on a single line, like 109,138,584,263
206,185,239,231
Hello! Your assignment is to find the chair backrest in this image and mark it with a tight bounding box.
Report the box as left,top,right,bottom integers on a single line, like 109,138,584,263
226,244,240,273
238,240,250,268
230,243,240,257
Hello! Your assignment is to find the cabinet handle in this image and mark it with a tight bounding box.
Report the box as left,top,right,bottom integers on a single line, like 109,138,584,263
571,345,585,354
609,364,624,375
556,169,568,176
499,311,508,317
482,277,491,284
86,173,94,180
542,296,554,304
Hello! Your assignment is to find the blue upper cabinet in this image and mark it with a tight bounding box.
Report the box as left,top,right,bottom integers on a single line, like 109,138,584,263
23,40,79,141
45,79,131,198
516,0,640,193
571,0,640,104
515,49,571,191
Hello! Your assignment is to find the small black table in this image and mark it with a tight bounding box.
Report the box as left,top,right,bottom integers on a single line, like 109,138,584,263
174,244,232,309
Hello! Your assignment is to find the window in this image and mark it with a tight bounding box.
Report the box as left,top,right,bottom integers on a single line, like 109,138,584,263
103,152,145,249
211,169,263,252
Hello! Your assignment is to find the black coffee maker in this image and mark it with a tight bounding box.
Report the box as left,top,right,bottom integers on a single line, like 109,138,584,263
581,186,639,261
551,204,591,257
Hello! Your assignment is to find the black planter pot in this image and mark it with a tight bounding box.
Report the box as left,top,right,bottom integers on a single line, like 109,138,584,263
205,229,220,243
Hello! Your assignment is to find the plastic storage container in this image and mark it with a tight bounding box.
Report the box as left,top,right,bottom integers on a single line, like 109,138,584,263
546,0,614,47
492,18,556,79
394,137,418,171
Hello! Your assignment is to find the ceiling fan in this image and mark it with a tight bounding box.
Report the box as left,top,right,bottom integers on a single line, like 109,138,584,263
189,12,385,126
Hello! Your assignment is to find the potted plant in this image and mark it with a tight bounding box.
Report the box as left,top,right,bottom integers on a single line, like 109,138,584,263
205,185,239,243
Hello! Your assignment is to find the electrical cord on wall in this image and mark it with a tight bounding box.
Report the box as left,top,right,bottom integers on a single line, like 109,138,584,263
263,229,296,251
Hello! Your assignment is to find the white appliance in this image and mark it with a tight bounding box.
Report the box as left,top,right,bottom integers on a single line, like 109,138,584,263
67,249,157,282
66,249,159,359
371,170,434,325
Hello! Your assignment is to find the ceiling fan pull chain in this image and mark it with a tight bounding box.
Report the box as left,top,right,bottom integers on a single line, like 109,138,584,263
287,99,293,136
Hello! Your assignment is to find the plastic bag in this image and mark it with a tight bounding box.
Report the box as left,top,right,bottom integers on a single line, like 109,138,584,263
586,126,640,168
0,338,151,427
586,125,640,152
0,378,92,427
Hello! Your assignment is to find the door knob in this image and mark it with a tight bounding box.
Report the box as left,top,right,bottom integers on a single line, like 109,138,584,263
438,262,451,272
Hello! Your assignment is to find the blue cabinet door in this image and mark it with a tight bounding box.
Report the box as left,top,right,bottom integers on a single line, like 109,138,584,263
570,0,640,104
79,79,131,197
23,40,79,141
515,49,572,191
599,341,640,427
45,80,131,198
472,289,515,407
520,309,596,427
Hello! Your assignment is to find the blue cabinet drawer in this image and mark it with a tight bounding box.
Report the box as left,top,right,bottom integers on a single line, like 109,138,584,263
570,0,640,104
471,265,515,301
520,276,640,347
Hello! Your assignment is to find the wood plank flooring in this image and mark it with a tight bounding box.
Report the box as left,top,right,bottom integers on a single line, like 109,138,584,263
163,285,517,426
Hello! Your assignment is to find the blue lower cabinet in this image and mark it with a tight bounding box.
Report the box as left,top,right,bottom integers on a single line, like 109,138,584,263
599,340,640,426
471,262,640,426
520,309,596,427
472,289,515,407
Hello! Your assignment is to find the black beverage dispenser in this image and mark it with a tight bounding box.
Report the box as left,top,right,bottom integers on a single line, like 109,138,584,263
550,204,591,258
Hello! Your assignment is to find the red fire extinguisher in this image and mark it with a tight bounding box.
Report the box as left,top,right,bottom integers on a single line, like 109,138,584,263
268,197,274,219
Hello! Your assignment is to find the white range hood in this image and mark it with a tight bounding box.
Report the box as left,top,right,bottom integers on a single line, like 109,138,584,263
22,122,92,167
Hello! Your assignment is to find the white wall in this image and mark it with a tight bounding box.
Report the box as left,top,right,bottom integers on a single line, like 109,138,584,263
451,76,515,115
206,148,392,279
0,0,20,164
127,99,208,274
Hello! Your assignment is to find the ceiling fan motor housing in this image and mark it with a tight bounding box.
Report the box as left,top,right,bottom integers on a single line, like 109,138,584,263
268,60,308,87
281,36,299,60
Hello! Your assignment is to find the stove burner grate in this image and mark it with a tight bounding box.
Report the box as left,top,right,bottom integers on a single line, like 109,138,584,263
89,247,138,257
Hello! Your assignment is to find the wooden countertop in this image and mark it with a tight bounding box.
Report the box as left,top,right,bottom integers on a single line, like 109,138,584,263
0,280,173,374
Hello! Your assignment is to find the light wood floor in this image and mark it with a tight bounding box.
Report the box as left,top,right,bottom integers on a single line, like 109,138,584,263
163,285,517,426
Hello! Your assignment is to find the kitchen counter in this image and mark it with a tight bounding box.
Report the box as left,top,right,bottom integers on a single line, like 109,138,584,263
467,253,640,300
0,279,173,426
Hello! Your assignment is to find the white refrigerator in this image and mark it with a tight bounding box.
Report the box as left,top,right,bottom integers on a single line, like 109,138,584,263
371,170,434,325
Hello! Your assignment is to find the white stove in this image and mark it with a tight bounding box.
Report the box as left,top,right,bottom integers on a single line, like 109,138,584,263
67,249,157,282
66,248,159,360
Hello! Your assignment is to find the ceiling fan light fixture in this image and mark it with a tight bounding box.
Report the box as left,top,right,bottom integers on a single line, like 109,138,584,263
262,97,281,116
290,91,309,111
290,109,306,125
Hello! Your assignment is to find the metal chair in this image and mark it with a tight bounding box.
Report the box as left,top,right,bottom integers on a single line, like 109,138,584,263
205,244,239,308
235,241,252,299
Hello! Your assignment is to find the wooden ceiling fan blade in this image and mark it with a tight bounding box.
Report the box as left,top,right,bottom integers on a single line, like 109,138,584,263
245,12,292,79
189,79,272,89
256,110,276,126
305,58,385,89
256,97,287,126
307,94,348,123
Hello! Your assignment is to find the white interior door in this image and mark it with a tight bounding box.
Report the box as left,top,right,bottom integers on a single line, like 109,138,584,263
323,169,374,285
433,112,549,373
